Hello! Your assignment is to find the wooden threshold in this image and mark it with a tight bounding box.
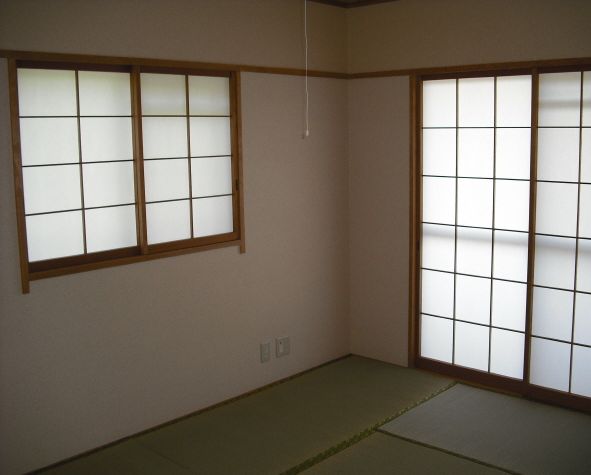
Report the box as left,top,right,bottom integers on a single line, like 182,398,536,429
416,357,591,414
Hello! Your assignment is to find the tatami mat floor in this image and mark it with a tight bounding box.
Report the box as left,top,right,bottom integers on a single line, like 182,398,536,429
37,355,590,474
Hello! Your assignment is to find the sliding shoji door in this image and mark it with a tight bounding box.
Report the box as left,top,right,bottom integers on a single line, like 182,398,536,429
420,74,531,379
416,68,591,408
530,71,591,397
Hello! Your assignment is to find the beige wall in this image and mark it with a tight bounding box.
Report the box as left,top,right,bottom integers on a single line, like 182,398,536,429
0,0,347,72
347,0,591,73
0,2,349,473
0,63,350,475
348,76,409,365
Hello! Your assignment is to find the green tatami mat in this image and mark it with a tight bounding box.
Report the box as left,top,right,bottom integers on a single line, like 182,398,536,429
304,432,507,474
41,440,192,475
131,356,451,474
381,384,591,475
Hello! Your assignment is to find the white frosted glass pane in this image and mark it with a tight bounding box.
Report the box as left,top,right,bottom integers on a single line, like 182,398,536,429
85,206,137,253
422,129,455,176
492,280,527,331
23,165,81,214
490,329,524,379
83,162,135,207
539,72,581,127
534,235,576,289
579,185,591,238
421,224,454,272
458,129,493,178
17,68,76,116
78,71,131,116
422,177,455,225
496,75,532,127
189,76,230,116
20,118,79,165
422,79,456,128
421,270,454,317
454,321,489,371
532,287,573,341
141,73,186,115
147,200,190,244
420,314,453,363
455,275,490,325
80,118,133,162
537,128,580,182
495,181,529,232
572,345,591,397
577,240,591,292
535,182,578,236
574,293,591,345
530,337,570,391
493,231,528,282
191,156,232,198
144,159,189,202
142,117,188,159
193,196,233,237
457,178,492,227
456,228,492,277
458,77,494,127
190,117,231,157
495,128,531,180
26,211,83,261
584,72,591,126
583,129,591,183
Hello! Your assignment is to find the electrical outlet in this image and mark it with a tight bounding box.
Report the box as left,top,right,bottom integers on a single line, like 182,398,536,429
260,342,271,363
276,336,290,358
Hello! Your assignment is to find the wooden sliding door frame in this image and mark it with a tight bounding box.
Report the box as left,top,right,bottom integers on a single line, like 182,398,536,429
409,61,591,413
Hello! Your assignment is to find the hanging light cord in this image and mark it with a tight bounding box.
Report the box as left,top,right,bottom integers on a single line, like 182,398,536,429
304,0,310,138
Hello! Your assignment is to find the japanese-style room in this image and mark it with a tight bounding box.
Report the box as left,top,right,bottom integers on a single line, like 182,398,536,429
1,0,591,474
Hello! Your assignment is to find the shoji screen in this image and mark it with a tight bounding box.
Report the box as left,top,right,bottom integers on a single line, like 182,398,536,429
530,71,591,397
19,68,136,261
420,75,531,379
418,69,591,406
141,73,233,245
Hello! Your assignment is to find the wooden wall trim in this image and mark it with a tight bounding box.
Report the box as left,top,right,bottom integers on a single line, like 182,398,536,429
3,50,591,80
349,57,591,79
7,59,30,293
310,0,399,8
234,72,246,254
0,49,348,79
407,74,419,367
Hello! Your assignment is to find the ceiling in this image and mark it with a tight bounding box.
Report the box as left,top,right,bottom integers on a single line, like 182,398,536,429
310,0,399,8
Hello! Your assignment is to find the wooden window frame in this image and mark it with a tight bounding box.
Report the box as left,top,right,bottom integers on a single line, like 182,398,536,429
7,54,245,294
409,60,591,413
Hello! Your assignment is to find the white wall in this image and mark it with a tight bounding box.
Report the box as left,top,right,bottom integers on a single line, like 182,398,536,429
0,0,347,72
0,1,349,473
348,77,409,365
347,0,591,73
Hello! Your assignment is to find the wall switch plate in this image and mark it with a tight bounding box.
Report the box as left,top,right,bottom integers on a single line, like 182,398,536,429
260,342,271,363
276,336,290,358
